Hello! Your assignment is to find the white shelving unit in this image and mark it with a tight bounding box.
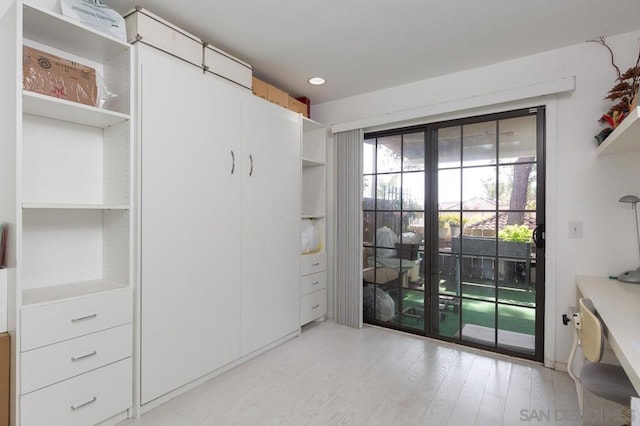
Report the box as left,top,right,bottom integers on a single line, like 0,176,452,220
596,106,640,156
1,2,134,424
23,91,129,128
300,118,328,325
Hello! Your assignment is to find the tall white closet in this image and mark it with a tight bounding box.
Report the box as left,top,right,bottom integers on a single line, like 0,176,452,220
240,97,302,356
137,43,301,406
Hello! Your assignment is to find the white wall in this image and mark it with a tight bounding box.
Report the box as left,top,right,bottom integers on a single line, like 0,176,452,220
0,2,11,19
313,29,640,367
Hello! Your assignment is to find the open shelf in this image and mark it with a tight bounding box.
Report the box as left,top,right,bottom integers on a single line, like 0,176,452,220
23,91,130,128
596,107,640,156
23,3,130,63
302,117,325,132
22,279,128,306
23,203,129,210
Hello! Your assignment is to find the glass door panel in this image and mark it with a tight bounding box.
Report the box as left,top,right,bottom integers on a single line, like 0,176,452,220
363,132,426,332
364,107,544,362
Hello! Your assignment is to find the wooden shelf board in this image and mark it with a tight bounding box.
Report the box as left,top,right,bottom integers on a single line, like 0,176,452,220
596,107,640,156
23,3,130,63
22,203,129,210
22,279,128,306
23,91,129,128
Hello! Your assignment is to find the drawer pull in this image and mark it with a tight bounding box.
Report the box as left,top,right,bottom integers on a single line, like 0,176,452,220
71,396,97,411
312,281,320,286
312,304,320,309
71,350,97,362
311,262,320,267
70,313,98,323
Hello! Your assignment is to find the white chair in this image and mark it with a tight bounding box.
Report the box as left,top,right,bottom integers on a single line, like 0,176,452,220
567,298,638,424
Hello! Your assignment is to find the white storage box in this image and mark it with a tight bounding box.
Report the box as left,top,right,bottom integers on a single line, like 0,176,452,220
204,43,252,90
124,7,203,68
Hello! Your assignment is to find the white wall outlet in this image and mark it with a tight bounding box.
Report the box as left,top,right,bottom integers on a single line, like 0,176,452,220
568,221,583,238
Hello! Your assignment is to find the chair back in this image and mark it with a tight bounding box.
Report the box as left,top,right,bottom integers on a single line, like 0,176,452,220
579,298,604,363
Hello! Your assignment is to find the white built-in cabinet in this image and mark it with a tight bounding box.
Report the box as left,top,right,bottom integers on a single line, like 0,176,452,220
137,43,301,407
300,119,328,325
0,1,134,425
137,44,242,405
240,97,302,356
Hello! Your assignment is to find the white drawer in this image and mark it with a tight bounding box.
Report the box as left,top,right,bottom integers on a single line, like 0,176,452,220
300,252,327,277
300,271,327,297
21,358,132,426
300,288,327,325
124,7,203,67
21,324,132,394
204,44,252,90
21,289,132,351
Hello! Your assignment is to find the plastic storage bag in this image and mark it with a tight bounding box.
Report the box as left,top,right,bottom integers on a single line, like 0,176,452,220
301,219,319,254
374,226,398,258
61,0,127,41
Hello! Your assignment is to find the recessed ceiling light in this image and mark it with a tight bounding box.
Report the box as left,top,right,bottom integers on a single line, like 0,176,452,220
308,77,326,86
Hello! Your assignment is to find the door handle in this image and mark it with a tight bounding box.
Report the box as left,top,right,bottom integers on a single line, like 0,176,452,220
532,224,545,248
230,150,235,175
249,154,254,177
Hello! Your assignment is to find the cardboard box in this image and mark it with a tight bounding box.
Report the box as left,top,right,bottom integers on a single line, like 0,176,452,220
252,77,268,100
288,96,308,117
267,84,284,106
23,46,98,107
0,333,9,426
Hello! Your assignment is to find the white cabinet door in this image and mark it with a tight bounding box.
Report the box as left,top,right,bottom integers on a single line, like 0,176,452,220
240,98,301,356
139,45,241,404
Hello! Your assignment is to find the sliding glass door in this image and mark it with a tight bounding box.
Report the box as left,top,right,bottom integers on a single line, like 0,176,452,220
362,107,545,361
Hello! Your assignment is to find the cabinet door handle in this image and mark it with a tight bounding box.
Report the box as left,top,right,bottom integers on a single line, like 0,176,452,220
311,304,320,309
71,396,97,411
249,154,254,177
311,281,320,286
70,313,97,323
71,350,97,362
311,262,320,267
230,150,235,175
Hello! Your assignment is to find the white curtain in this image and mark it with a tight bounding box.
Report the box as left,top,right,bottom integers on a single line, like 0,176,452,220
335,129,363,328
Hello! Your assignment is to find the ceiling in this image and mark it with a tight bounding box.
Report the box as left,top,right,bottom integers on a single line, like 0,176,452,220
105,0,640,105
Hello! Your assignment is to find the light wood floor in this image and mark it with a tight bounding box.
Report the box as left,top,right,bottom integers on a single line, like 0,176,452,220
121,320,581,425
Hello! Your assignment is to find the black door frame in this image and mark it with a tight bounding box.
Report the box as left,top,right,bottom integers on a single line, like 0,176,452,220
363,106,546,362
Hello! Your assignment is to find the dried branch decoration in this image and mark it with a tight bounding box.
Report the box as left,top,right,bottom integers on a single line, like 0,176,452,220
589,36,640,128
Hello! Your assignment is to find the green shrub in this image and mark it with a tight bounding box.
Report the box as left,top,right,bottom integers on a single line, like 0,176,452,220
439,213,464,227
498,225,532,242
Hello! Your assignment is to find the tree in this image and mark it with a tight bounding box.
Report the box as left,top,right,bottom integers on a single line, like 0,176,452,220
506,157,534,226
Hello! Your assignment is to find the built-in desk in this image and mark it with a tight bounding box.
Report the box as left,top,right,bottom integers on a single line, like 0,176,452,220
576,275,640,393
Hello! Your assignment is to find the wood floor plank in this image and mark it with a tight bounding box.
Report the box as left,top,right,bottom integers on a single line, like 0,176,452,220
502,362,532,426
419,351,477,424
474,359,512,426
119,321,579,426
447,355,494,425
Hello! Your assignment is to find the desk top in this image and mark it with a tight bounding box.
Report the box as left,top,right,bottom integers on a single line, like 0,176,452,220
576,275,640,393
